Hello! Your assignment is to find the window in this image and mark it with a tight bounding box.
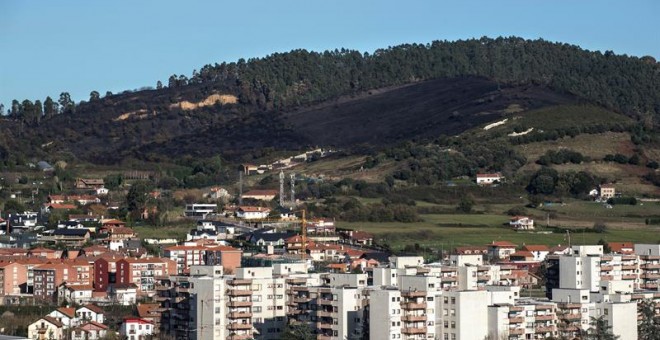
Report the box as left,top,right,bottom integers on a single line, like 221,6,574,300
444,297,449,304
444,321,448,328
392,322,396,327
450,309,455,316
604,308,609,315
276,306,283,310
443,309,448,316
451,334,456,340
444,334,448,340
451,321,455,329
451,297,455,304
427,297,434,301
253,306,262,313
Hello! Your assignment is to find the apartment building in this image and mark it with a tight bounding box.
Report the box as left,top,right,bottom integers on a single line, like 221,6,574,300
116,257,177,295
163,244,242,274
0,262,27,296
488,301,558,339
33,262,76,301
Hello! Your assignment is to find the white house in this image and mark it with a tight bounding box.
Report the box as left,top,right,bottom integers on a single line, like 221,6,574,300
57,284,94,305
509,216,534,230
476,173,502,185
109,283,138,306
76,305,105,324
28,316,64,340
96,187,109,195
72,321,108,340
236,206,270,220
47,307,77,328
120,318,154,339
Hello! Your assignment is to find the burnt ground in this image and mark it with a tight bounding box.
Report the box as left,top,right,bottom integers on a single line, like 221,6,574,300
285,76,578,147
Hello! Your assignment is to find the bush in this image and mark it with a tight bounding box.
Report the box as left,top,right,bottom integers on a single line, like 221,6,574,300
593,222,607,233
506,206,527,216
647,161,659,169
607,197,637,205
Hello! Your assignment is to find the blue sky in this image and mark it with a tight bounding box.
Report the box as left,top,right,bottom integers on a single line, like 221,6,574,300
0,0,658,108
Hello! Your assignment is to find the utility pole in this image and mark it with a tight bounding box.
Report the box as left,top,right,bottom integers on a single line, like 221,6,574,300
279,171,285,206
238,171,243,206
290,173,295,206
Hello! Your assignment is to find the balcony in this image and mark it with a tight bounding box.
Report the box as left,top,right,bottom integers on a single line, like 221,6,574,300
477,275,491,281
228,312,253,319
402,315,427,322
600,265,614,271
644,273,660,279
175,286,190,293
401,302,426,310
319,298,334,305
227,323,252,331
622,264,637,270
228,335,253,340
286,278,307,284
508,316,524,324
509,328,525,335
441,277,457,282
228,279,252,285
536,325,556,333
316,321,333,329
560,313,581,320
227,301,252,307
293,296,312,303
601,275,614,280
622,274,637,280
401,327,426,334
316,310,334,317
535,315,554,321
401,291,426,298
317,335,333,340
228,289,252,296
644,263,660,269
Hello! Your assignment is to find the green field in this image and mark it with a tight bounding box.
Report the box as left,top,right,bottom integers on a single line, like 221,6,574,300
134,225,191,240
339,211,660,250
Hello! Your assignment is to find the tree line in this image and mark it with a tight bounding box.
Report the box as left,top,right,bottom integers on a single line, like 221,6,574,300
5,36,660,125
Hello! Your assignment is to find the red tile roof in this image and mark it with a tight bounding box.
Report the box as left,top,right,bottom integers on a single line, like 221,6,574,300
489,241,517,247
522,245,550,252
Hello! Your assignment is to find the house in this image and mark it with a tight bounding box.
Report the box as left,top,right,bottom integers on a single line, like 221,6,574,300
75,178,104,190
476,173,502,185
183,203,217,219
76,304,105,324
242,164,259,175
607,242,634,254
71,321,108,340
241,189,278,201
509,216,534,230
48,195,67,204
509,250,535,262
28,316,64,340
47,306,77,328
307,219,336,234
57,283,94,305
108,283,138,305
600,184,616,199
521,244,550,261
95,187,109,195
341,230,373,246
487,241,518,260
51,228,91,247
120,318,154,339
136,303,164,333
236,206,271,220
454,246,488,256
246,228,295,247
0,262,27,295
207,186,230,200
42,203,78,214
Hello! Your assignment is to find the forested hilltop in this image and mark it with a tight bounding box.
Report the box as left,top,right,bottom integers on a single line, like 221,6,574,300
1,36,659,166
